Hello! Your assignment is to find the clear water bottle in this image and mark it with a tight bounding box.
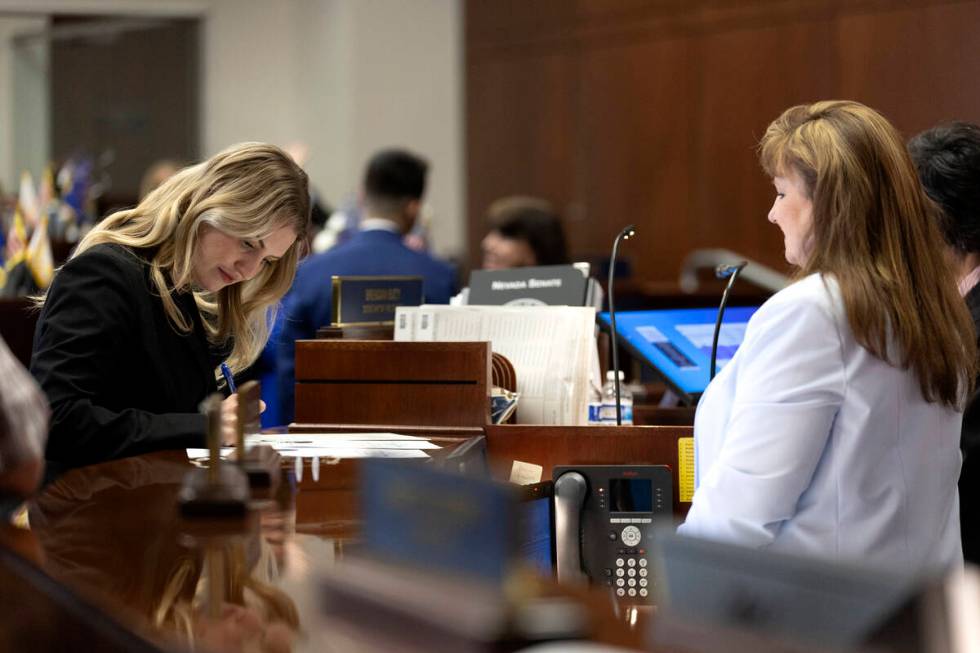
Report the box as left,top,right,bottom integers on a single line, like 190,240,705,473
587,382,603,425
600,370,633,426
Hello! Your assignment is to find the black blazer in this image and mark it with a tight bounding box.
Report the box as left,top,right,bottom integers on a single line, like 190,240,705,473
961,283,980,564
31,243,218,468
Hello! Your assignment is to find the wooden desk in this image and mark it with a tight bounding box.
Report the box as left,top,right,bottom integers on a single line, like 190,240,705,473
293,340,491,430
4,441,904,653
485,424,693,517
7,449,653,652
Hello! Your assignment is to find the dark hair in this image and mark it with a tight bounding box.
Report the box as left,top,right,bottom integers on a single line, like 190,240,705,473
486,196,569,266
908,122,980,254
363,149,428,202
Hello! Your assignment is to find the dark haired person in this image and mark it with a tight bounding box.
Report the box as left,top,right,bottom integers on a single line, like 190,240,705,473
273,148,456,424
678,102,975,571
909,121,980,564
481,196,569,269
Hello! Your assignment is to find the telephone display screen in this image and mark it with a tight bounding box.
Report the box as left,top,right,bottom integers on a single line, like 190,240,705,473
609,479,653,512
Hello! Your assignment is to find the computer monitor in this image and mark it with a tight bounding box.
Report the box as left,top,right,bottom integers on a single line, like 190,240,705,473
653,534,927,650
517,481,555,576
598,306,759,402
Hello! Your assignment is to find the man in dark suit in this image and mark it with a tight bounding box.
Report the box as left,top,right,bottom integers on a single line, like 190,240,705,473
909,121,980,564
273,149,457,424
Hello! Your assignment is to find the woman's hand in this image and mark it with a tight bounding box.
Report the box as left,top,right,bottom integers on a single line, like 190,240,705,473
220,394,239,446
219,394,266,446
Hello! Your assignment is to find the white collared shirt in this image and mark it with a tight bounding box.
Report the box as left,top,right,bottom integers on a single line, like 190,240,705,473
958,264,980,297
358,217,401,233
678,274,963,572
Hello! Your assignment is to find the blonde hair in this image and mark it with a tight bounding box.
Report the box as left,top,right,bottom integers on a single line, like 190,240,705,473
58,142,310,373
759,100,977,407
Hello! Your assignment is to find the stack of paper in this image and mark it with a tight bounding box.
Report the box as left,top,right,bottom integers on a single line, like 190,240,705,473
395,305,596,424
186,432,439,465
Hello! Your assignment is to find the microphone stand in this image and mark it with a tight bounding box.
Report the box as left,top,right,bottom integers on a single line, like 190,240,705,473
608,225,636,426
710,262,747,381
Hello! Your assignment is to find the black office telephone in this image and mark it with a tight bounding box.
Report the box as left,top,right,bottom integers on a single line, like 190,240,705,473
553,465,672,603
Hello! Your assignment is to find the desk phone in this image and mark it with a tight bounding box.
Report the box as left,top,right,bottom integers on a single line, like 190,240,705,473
553,465,672,603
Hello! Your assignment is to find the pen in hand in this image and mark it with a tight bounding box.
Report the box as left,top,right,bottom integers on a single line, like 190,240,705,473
220,362,237,393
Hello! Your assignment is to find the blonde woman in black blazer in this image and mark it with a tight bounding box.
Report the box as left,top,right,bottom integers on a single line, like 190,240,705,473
31,143,310,470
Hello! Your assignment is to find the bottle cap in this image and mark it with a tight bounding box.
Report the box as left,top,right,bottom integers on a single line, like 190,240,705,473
605,370,625,381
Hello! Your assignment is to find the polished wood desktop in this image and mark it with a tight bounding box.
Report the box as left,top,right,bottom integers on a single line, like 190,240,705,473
2,446,657,652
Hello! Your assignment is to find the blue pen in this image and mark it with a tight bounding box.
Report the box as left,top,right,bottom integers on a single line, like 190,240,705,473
220,362,237,393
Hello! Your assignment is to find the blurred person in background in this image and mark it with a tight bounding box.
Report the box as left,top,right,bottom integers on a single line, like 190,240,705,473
908,121,980,564
273,148,456,425
480,196,569,269
138,159,183,200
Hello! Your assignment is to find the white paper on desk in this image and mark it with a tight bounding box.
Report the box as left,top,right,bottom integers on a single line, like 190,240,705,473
395,304,596,425
252,432,434,444
186,446,431,460
186,448,233,460
255,438,440,450
272,447,430,459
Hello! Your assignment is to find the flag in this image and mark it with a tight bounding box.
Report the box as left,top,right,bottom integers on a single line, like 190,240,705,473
26,214,54,289
18,171,39,230
5,208,27,265
0,210,34,297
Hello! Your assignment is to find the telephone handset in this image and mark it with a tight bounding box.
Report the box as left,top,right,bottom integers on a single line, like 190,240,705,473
553,465,672,603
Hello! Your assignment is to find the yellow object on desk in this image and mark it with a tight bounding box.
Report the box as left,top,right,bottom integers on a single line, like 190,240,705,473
677,436,695,503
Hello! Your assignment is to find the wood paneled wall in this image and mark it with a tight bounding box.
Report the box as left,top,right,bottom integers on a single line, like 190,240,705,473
466,0,980,283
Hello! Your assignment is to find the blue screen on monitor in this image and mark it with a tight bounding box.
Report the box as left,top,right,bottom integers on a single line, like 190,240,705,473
598,307,759,397
518,496,554,575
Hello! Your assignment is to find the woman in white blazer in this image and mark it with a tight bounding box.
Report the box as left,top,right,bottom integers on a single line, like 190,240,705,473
678,101,977,571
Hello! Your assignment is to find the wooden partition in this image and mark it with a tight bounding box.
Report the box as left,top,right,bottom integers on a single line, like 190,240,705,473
293,340,491,428
466,0,980,282
485,424,693,517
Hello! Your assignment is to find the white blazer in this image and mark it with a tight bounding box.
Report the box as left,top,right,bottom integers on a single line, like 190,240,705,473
678,274,963,571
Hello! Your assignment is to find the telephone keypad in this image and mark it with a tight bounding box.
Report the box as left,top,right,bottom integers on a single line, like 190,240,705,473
639,588,648,598
627,588,637,597
616,568,625,577
616,578,625,587
615,558,624,567
616,588,626,597
638,558,647,567
627,568,636,578
639,578,648,588
639,568,648,578
626,558,636,567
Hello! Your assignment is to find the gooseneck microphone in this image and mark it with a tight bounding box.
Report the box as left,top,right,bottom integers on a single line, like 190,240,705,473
710,261,748,381
608,224,636,426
